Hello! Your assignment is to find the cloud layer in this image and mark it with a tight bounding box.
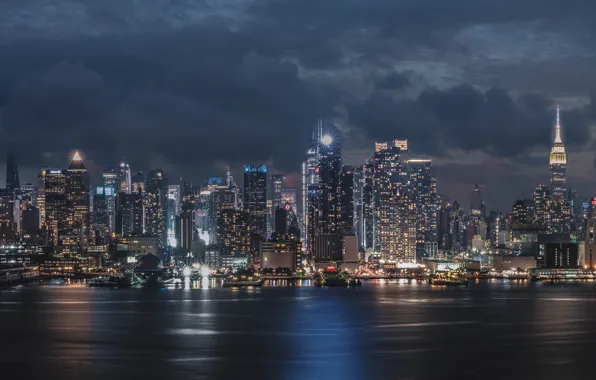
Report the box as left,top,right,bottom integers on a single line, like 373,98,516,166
0,0,595,208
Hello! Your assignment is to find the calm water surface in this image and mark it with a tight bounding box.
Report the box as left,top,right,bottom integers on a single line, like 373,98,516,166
1,280,596,380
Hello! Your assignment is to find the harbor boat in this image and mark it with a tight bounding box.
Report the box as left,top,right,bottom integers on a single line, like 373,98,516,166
223,269,264,287
315,266,349,287
89,277,120,288
429,271,468,286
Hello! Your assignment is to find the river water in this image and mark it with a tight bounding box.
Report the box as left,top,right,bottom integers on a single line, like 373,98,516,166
1,280,595,379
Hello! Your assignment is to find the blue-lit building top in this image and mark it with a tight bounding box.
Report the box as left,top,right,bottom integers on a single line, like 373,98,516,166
244,164,267,174
95,185,116,197
208,177,223,185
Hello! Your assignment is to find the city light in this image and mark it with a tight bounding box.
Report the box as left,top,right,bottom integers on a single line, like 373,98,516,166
321,135,333,145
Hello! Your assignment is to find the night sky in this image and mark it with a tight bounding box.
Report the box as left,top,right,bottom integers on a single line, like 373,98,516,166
1,0,596,210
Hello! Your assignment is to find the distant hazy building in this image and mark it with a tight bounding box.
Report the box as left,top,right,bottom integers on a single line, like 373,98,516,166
6,143,19,196
118,161,132,194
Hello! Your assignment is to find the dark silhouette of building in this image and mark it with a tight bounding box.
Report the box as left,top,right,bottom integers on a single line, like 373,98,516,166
274,207,287,235
6,143,19,196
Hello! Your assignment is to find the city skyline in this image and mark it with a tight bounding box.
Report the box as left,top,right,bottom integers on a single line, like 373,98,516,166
0,107,582,212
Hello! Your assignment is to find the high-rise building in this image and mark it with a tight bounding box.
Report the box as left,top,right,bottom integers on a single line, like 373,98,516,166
340,165,354,235
274,207,288,235
302,120,323,252
243,164,267,236
281,189,297,215
62,151,90,254
549,106,570,234
533,185,551,231
373,139,408,257
6,143,19,196
146,169,168,247
168,185,181,244
362,160,375,250
218,206,250,256
585,197,596,269
270,174,285,232
93,185,116,243
42,168,66,245
132,171,146,193
511,200,533,225
407,159,437,243
175,210,195,255
116,191,144,236
318,123,342,234
118,161,132,194
103,168,118,188
470,184,485,220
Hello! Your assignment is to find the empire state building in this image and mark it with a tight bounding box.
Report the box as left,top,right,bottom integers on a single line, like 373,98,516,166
549,106,567,200
549,106,570,233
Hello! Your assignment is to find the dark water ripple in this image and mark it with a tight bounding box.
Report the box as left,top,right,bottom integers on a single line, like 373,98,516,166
1,280,596,380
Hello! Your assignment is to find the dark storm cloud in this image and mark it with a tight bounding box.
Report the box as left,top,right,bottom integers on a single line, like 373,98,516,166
375,72,410,90
350,85,592,157
0,27,336,178
1,0,596,204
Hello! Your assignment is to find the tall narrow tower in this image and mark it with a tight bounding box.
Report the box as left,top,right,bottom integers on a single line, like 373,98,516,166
549,106,567,199
549,106,570,234
63,151,90,254
6,143,20,195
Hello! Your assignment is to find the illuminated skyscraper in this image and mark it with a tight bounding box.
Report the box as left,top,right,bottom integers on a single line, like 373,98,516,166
550,107,567,199
470,184,485,220
146,169,168,247
118,161,132,194
534,184,551,231
340,165,354,235
270,174,285,233
6,143,19,196
103,168,118,188
362,159,375,249
302,120,322,252
549,106,570,233
407,159,437,243
585,198,596,269
62,151,90,254
373,139,408,257
281,189,297,215
93,185,116,243
318,123,342,234
243,164,267,236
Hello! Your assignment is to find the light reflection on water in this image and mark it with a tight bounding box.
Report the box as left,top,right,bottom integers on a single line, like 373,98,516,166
3,281,596,379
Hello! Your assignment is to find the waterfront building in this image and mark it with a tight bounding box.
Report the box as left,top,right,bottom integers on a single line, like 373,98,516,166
259,237,302,270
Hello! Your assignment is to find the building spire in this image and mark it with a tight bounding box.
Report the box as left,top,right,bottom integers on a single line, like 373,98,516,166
554,105,563,144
